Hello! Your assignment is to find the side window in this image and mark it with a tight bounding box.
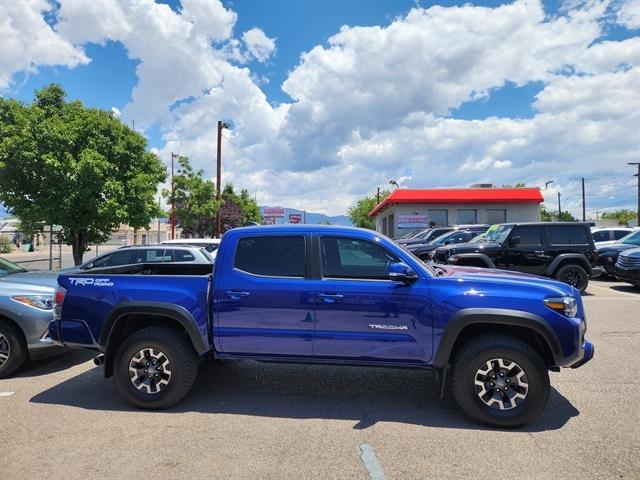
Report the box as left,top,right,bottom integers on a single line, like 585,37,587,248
511,227,543,246
321,237,399,279
592,230,609,242
174,249,196,261
547,226,589,245
234,236,305,277
613,230,630,240
90,253,113,269
95,250,138,267
140,249,172,263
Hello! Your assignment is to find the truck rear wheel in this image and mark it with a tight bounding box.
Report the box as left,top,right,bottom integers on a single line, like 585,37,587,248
113,326,198,409
451,334,549,427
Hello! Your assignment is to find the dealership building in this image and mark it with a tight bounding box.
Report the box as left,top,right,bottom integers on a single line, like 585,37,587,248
369,187,544,238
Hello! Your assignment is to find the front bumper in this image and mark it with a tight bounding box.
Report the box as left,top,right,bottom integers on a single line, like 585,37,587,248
569,340,594,368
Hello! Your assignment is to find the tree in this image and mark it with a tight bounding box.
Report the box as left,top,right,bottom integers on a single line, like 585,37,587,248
602,209,637,225
0,85,165,265
348,190,391,229
163,156,219,238
221,183,260,230
541,206,576,222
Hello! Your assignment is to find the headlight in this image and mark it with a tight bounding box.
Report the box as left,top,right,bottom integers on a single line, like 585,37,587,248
11,295,54,310
544,296,577,317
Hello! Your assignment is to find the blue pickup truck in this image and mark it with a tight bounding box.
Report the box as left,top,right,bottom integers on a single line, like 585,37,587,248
49,225,593,427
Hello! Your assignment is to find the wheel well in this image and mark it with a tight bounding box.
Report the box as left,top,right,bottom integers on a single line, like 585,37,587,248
104,314,194,377
0,314,27,345
448,323,556,368
551,259,589,276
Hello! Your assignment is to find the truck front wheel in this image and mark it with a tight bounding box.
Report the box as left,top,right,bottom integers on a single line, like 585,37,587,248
113,326,198,409
451,334,550,427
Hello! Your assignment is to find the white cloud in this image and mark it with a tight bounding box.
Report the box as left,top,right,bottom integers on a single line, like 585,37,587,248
2,0,639,217
0,0,89,89
616,0,640,29
242,28,276,63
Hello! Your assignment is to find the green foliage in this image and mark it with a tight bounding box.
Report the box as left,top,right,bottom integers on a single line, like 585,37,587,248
0,84,166,264
541,206,576,222
601,209,637,225
348,190,391,229
0,235,12,253
163,156,218,238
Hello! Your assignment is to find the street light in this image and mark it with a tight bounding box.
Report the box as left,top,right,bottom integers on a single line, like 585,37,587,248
389,179,399,189
215,120,231,238
543,180,554,190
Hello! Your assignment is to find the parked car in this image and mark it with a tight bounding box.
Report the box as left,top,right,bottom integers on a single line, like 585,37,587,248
432,222,602,292
407,228,488,260
591,227,637,247
67,245,214,272
161,238,221,254
0,257,65,377
50,225,593,427
397,225,489,247
614,247,640,287
595,230,640,275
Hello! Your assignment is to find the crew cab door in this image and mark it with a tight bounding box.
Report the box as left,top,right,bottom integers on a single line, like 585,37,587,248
311,235,432,363
214,235,314,356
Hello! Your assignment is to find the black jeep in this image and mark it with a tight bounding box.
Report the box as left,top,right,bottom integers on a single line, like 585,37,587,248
432,222,603,292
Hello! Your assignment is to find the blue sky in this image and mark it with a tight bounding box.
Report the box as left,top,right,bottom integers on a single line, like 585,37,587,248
1,0,639,216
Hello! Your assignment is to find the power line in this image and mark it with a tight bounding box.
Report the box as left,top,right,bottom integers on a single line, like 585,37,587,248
222,135,307,195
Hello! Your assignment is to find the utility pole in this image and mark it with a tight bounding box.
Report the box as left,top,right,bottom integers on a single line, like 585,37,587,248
215,121,229,238
557,192,562,221
581,177,586,222
629,162,640,226
170,152,179,240
376,186,381,204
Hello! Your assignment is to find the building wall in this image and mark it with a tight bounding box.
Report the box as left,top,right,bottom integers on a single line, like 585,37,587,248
376,202,541,237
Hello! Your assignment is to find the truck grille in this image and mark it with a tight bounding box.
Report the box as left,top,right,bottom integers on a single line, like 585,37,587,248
616,254,640,270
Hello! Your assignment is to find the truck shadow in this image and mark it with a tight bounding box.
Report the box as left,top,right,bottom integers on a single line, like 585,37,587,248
18,350,95,378
30,359,579,432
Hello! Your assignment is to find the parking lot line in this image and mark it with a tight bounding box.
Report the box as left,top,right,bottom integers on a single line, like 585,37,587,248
358,444,386,480
0,391,15,397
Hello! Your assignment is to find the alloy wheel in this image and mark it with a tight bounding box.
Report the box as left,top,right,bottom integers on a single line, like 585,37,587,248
474,358,529,410
0,333,9,368
128,348,172,394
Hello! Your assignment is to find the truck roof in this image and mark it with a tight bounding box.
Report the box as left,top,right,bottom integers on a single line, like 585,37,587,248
225,224,374,236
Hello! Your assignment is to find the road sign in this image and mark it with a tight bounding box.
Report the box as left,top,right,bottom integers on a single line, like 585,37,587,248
264,207,285,218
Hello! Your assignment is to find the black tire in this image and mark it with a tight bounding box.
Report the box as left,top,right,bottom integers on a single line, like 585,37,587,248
0,321,28,378
451,334,550,428
113,326,198,409
554,264,589,293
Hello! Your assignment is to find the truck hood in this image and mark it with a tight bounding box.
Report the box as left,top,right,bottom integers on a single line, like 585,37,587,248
438,264,575,296
0,270,60,289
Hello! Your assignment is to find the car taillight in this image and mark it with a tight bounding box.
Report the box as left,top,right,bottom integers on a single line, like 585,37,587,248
53,286,66,320
592,250,599,261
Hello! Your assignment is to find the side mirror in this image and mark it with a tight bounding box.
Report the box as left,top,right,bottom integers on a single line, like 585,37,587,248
509,236,521,247
388,262,418,283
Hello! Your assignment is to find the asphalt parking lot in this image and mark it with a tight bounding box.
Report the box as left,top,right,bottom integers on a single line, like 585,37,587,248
1,279,638,480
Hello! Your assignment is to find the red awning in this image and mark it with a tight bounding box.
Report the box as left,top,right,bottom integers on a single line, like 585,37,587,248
369,188,543,217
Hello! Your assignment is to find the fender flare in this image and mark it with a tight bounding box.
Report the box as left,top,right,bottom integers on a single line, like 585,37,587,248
99,301,209,356
432,308,563,369
545,253,592,276
448,253,496,268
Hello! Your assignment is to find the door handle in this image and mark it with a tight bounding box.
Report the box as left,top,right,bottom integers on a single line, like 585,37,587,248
225,290,251,298
318,293,344,299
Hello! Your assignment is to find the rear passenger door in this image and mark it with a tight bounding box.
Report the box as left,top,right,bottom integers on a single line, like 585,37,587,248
215,235,314,356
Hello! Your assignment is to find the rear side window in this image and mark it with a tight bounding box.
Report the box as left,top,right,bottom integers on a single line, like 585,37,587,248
140,249,172,263
321,237,398,279
174,250,196,261
91,250,138,268
547,226,590,245
592,230,610,242
234,236,305,277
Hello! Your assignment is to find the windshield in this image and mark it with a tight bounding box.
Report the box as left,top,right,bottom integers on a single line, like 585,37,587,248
482,224,513,243
621,231,640,246
397,229,423,239
469,232,488,243
0,257,27,277
431,231,459,246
